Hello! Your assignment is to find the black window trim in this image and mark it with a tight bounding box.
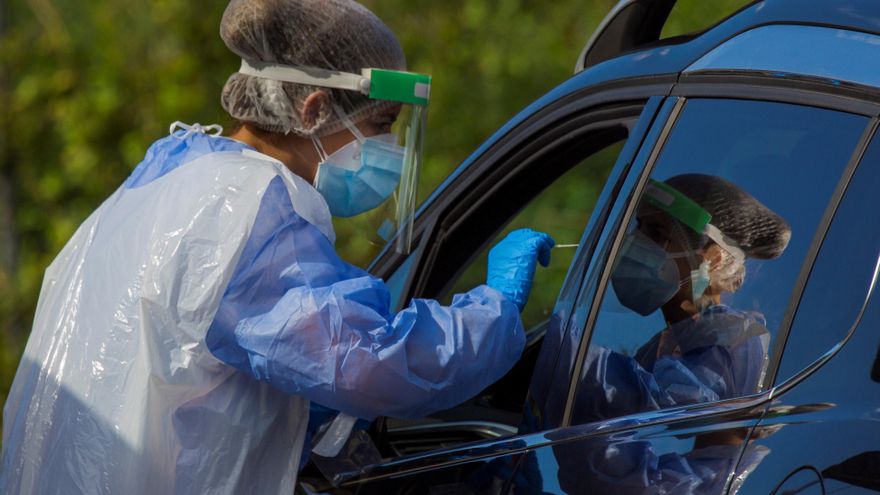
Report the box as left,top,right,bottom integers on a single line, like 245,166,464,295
675,71,880,117
771,119,880,398
526,95,671,383
561,91,880,428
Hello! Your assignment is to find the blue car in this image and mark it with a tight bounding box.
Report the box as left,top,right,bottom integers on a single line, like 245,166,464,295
298,1,880,493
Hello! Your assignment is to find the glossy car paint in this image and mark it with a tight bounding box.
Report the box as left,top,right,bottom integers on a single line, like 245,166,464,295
686,25,880,89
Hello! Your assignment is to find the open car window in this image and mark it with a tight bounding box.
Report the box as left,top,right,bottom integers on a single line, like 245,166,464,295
440,141,624,331
570,98,870,426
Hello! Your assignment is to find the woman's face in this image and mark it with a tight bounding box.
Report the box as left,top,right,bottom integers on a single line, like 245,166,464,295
298,104,402,183
637,215,708,321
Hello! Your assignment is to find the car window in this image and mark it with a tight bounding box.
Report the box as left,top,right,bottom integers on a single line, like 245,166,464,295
385,247,419,308
570,98,869,425
440,141,625,330
775,131,880,383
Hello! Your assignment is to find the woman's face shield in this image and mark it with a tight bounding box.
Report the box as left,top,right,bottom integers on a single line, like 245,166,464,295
362,69,430,255
609,179,747,318
237,61,430,256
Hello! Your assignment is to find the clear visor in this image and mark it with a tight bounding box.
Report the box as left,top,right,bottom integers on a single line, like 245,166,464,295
330,103,426,262
393,103,427,254
236,61,431,260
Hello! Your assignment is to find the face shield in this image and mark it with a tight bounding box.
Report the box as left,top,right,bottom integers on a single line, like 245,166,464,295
238,60,430,255
642,179,745,264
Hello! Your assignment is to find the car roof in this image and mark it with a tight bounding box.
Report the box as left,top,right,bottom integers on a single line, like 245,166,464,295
576,0,880,76
421,0,880,212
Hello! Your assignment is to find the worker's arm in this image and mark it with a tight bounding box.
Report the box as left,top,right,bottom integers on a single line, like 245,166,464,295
206,177,542,419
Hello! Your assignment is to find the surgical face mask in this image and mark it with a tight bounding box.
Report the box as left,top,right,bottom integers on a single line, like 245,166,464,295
611,230,681,316
312,118,405,218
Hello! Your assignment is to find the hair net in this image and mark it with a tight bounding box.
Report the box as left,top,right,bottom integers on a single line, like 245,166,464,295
641,174,792,293
220,0,406,136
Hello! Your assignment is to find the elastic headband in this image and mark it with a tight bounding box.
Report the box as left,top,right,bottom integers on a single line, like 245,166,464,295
238,59,431,106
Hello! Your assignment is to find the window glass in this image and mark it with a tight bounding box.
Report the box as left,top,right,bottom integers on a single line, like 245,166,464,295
441,141,625,331
776,133,880,383
571,99,868,425
385,248,420,309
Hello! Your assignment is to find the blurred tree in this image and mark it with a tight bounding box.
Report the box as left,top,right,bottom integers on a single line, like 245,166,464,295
0,0,239,404
0,0,753,408
0,0,16,400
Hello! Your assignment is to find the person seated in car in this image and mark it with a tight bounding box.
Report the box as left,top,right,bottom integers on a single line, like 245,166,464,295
574,173,792,421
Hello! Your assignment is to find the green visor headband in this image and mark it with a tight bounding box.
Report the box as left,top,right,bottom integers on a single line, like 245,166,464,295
238,59,431,106
644,179,746,262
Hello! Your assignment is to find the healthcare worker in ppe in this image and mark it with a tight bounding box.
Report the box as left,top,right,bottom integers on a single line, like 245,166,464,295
572,173,792,423
0,1,555,493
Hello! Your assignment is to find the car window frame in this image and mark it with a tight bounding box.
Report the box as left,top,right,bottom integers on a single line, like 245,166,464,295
366,78,677,310
560,74,880,428
379,104,648,318
372,104,651,454
414,108,638,302
524,95,673,431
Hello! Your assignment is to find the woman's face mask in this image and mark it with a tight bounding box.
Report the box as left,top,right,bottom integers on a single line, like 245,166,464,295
611,229,711,316
611,230,682,316
312,117,405,218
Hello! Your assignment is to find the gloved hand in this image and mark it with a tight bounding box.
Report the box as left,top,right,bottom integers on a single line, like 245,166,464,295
487,229,555,311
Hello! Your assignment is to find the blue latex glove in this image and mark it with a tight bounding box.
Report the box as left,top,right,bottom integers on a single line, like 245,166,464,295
487,229,556,311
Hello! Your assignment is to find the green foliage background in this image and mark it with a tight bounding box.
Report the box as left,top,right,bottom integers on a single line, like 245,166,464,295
0,0,751,407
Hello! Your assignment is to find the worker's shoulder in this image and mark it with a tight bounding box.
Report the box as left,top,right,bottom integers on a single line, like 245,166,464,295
196,147,287,183
124,141,335,241
210,149,324,205
167,147,296,201
192,148,336,241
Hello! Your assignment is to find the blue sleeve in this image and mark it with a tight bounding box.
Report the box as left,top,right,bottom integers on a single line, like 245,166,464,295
574,336,767,423
573,346,673,422
206,177,525,420
654,333,768,403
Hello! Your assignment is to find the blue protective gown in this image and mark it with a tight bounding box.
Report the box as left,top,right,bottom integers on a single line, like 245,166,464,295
0,128,525,494
572,305,771,424
544,305,771,493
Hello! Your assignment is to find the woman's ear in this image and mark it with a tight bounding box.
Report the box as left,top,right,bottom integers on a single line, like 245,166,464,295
301,91,330,130
698,244,726,300
704,244,726,272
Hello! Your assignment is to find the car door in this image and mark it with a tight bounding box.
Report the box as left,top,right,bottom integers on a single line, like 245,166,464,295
503,79,877,494
293,83,672,493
